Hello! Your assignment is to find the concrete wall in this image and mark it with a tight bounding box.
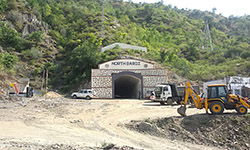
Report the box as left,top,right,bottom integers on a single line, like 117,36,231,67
91,69,166,99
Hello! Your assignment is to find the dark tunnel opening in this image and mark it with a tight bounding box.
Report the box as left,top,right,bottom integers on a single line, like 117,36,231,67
114,75,141,99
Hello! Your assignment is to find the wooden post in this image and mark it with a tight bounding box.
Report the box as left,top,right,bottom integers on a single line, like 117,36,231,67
41,69,45,91
45,69,48,95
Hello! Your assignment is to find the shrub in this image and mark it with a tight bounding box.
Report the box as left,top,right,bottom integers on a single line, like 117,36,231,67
0,0,8,13
0,52,18,69
7,0,18,11
6,10,23,24
240,51,250,59
30,47,42,59
28,31,44,43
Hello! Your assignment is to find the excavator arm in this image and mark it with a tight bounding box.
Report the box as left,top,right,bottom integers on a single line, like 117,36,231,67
177,82,208,116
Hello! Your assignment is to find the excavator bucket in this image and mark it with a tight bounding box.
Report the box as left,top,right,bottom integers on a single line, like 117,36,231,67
177,105,187,117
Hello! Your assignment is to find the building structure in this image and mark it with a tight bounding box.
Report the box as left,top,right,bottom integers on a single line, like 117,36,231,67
101,43,147,52
91,58,166,99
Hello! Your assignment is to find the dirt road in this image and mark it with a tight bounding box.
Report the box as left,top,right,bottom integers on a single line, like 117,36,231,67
0,98,223,150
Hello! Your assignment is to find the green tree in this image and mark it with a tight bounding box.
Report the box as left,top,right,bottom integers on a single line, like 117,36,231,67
0,22,19,47
43,3,51,17
0,0,8,13
59,34,102,91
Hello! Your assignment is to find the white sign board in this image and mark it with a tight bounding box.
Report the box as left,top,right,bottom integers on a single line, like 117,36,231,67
99,59,154,69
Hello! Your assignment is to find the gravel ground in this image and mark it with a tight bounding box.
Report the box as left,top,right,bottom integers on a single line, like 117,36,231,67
0,97,231,150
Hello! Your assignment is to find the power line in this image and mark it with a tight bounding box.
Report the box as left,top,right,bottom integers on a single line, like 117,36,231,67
199,20,213,52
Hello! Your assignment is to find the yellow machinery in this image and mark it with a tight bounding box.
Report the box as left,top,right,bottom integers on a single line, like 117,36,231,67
177,82,250,116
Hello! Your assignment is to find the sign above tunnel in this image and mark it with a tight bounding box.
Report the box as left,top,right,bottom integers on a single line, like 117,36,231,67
99,59,154,69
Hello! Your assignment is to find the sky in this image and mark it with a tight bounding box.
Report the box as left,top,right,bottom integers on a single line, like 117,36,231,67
127,0,250,17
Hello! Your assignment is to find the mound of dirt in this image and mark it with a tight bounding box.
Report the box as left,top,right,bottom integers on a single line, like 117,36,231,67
126,114,250,150
45,92,62,99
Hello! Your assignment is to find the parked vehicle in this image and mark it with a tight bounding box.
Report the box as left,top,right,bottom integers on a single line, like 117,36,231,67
150,83,182,105
177,82,250,116
71,89,94,100
145,90,153,99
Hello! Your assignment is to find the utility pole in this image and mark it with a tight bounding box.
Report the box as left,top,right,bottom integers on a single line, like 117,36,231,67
199,20,213,52
45,69,48,95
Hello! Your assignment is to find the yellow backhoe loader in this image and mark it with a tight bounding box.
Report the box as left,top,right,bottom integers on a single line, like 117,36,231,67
177,82,250,116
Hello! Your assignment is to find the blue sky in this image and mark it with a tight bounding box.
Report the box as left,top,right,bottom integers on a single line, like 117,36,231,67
126,0,250,17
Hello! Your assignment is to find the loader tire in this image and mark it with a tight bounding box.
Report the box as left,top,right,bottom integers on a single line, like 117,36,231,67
209,101,224,115
236,105,247,115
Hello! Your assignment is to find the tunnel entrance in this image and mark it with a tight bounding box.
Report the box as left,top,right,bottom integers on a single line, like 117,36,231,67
112,72,143,99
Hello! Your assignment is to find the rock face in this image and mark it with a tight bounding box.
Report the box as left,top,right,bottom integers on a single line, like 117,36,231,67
21,13,48,36
4,11,48,36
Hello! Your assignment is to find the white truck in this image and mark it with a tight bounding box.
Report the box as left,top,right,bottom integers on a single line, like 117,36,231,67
150,83,182,105
71,89,94,100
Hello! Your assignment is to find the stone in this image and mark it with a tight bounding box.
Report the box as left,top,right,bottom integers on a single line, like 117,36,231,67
169,128,178,133
103,143,115,150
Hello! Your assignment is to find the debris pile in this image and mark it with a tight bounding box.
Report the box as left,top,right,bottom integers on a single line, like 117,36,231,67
126,114,250,150
44,92,62,99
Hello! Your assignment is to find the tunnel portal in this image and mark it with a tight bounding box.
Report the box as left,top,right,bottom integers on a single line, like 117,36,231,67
91,58,166,99
112,72,143,99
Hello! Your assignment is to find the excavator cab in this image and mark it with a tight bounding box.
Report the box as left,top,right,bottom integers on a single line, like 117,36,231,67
207,85,228,103
205,84,229,114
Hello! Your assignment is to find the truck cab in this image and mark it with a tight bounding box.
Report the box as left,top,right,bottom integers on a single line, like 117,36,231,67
153,85,172,100
151,83,181,105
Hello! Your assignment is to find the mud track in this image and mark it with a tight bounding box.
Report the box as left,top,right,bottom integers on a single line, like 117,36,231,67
0,98,236,149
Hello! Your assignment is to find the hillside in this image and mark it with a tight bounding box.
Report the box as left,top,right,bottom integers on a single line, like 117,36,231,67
0,0,250,92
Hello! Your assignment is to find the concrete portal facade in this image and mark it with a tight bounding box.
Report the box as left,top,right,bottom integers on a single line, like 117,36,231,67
91,58,166,99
